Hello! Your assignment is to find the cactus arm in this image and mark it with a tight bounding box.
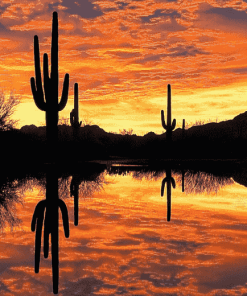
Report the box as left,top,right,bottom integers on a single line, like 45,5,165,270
171,119,176,130
31,200,46,231
58,199,70,238
31,35,46,111
171,177,176,189
70,109,75,125
161,178,167,196
161,110,167,130
34,209,45,273
58,73,69,111
30,78,46,111
43,215,51,258
34,35,43,95
31,200,46,273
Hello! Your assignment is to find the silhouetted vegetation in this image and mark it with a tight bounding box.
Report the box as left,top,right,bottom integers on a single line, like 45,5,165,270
175,170,233,194
184,118,219,129
119,128,134,135
0,177,22,231
0,93,19,131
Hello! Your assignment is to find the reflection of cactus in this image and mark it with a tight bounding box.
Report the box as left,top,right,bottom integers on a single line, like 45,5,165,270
31,199,69,294
70,175,80,226
31,167,69,294
161,168,176,222
30,11,69,157
70,83,82,129
161,84,176,142
182,169,185,192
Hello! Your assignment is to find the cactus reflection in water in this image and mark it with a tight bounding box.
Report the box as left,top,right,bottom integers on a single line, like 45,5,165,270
70,175,80,226
31,165,69,294
161,168,176,222
30,11,69,161
161,84,176,143
182,169,185,192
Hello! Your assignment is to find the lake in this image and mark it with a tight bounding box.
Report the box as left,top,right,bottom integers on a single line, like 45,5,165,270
1,163,247,295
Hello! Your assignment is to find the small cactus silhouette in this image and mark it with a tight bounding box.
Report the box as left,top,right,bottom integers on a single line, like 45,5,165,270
161,84,176,142
161,168,176,221
182,119,185,139
30,11,69,159
70,83,82,129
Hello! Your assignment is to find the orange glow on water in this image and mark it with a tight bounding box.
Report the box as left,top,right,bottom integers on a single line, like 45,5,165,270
0,171,247,294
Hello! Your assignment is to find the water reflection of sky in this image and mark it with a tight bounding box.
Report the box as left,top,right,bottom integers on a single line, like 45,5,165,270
1,171,247,295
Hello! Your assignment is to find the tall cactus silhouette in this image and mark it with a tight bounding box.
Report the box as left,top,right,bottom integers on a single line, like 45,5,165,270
30,11,69,160
70,83,82,129
161,168,176,221
161,84,176,142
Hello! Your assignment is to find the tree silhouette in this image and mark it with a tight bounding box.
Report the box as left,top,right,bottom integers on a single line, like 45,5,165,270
0,93,20,131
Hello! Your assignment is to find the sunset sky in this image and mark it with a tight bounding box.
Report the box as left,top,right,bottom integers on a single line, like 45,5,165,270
1,0,247,134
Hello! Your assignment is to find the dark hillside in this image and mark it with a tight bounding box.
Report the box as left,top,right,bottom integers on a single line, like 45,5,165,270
1,111,247,166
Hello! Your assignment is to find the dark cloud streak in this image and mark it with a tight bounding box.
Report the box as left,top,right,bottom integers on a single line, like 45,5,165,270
48,0,103,19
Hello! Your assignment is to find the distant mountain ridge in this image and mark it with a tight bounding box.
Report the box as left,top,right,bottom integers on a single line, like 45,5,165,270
19,110,247,140
3,110,247,163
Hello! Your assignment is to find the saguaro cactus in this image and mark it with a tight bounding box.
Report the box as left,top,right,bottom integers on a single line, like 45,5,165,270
161,84,176,142
161,168,176,222
70,83,82,129
30,11,69,158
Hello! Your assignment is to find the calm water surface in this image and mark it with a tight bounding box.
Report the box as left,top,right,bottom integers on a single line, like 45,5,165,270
0,166,247,295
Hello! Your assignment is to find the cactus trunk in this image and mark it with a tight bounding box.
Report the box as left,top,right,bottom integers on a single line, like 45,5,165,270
167,84,171,126
70,83,82,128
70,83,82,142
74,83,79,124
